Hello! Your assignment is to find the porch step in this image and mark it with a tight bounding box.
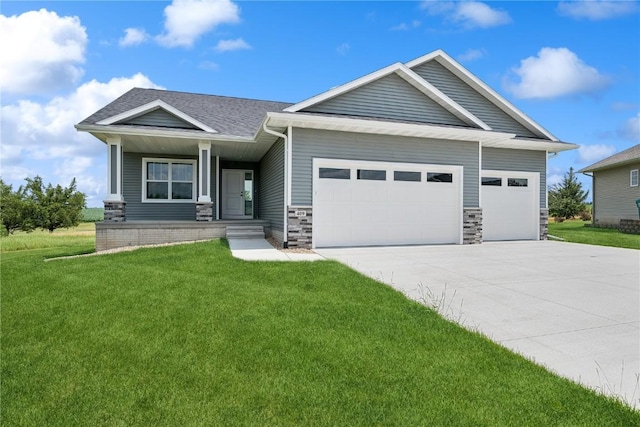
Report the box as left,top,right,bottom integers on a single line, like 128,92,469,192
226,226,265,239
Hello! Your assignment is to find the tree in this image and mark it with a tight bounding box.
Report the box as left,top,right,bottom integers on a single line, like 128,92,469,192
0,179,35,234
548,167,589,219
24,176,86,233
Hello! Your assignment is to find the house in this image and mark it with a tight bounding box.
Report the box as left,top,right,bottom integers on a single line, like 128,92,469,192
578,144,640,231
76,49,578,251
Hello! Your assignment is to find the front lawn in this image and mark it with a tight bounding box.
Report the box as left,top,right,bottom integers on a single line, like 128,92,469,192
1,238,638,425
548,220,640,249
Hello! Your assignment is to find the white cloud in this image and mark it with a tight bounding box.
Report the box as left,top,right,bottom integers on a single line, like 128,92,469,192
558,0,639,20
199,60,220,71
617,113,640,141
337,43,350,56
214,38,251,52
421,1,511,29
503,47,610,99
457,48,486,62
390,20,421,31
156,0,240,48
0,74,163,204
577,144,617,164
611,101,638,111
0,9,87,95
547,173,564,187
119,28,150,47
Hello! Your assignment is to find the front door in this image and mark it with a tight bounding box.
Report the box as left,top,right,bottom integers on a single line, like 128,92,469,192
221,169,254,219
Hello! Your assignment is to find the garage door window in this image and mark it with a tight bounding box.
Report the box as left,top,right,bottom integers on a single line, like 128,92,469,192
357,169,386,180
319,168,350,179
508,178,528,187
394,171,421,182
482,177,502,186
427,172,453,183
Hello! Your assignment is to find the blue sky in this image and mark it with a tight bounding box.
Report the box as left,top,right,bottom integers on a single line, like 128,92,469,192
1,0,638,206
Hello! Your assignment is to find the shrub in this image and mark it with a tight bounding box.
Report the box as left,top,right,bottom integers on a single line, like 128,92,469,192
578,210,592,221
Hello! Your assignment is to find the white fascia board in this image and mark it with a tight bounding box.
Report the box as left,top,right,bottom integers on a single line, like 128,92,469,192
95,99,218,134
395,65,491,130
406,50,559,141
265,112,577,153
283,62,405,112
76,124,252,143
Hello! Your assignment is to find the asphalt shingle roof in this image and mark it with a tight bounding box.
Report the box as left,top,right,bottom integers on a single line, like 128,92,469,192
578,144,640,173
79,88,293,137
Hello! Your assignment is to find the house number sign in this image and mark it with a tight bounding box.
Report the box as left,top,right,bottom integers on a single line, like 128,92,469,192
294,210,307,217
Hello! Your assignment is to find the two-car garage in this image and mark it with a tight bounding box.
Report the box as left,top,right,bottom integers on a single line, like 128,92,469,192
311,158,540,248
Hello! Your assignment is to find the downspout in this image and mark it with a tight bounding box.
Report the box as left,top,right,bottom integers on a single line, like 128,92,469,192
262,121,289,248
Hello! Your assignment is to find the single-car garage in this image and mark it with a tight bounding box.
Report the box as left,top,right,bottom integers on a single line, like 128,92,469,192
313,158,463,248
481,170,540,241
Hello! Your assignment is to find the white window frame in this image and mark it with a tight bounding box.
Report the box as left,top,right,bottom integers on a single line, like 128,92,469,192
631,169,639,187
142,158,197,203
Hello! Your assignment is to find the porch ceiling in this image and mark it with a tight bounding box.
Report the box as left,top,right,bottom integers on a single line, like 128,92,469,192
83,126,279,162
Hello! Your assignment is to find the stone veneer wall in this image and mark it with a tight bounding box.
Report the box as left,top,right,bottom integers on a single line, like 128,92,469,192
463,208,482,244
104,201,126,222
196,202,213,221
287,206,313,249
619,219,640,234
540,208,549,240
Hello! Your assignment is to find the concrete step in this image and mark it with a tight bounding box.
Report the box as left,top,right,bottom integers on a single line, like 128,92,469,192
226,226,265,239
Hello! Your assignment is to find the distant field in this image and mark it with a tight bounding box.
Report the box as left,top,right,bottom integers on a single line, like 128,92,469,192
81,207,104,222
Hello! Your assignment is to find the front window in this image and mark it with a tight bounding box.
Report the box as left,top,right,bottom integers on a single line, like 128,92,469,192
143,158,196,202
631,169,638,187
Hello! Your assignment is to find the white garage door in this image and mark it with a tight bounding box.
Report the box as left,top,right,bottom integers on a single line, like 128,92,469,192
482,170,540,241
313,159,462,248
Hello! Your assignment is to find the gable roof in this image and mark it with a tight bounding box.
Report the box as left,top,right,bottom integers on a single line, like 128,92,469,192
79,88,292,138
405,50,558,141
284,62,490,130
578,144,640,173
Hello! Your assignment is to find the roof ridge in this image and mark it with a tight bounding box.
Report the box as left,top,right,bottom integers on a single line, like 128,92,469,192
130,87,293,105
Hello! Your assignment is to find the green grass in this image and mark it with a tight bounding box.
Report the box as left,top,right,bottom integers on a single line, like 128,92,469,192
0,223,95,254
548,220,640,249
2,237,638,426
81,207,104,222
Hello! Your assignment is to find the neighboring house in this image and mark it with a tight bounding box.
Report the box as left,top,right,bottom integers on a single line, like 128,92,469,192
76,49,577,251
578,144,640,227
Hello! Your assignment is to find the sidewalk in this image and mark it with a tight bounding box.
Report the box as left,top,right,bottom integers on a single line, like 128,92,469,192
228,238,325,261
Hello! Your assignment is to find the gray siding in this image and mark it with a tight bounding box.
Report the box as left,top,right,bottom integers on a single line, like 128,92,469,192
482,147,547,207
292,128,479,207
412,61,538,138
594,162,640,225
123,152,217,220
303,73,467,127
258,139,285,231
123,108,199,129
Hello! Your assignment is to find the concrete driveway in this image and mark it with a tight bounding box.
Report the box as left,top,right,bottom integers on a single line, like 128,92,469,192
316,241,640,407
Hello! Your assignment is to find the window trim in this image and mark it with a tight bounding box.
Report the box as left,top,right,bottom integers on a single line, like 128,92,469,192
631,169,639,187
142,157,197,203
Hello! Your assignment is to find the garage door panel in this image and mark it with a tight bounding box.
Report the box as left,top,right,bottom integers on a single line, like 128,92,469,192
314,159,462,248
482,171,539,241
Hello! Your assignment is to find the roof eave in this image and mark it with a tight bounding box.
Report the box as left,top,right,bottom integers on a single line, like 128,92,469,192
75,124,254,143
265,112,577,152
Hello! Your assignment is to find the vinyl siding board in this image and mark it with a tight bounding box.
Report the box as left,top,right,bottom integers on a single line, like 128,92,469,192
482,147,546,207
123,108,199,129
412,61,538,138
258,139,285,231
124,152,219,220
593,162,640,225
291,128,479,207
303,73,467,127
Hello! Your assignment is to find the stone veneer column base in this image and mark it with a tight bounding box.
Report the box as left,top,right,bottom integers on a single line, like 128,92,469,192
287,206,313,249
196,202,213,221
104,200,126,222
619,219,640,234
463,208,482,244
540,208,549,240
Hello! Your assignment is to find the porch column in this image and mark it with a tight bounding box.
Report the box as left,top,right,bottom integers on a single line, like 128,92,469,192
104,136,125,222
196,142,213,221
